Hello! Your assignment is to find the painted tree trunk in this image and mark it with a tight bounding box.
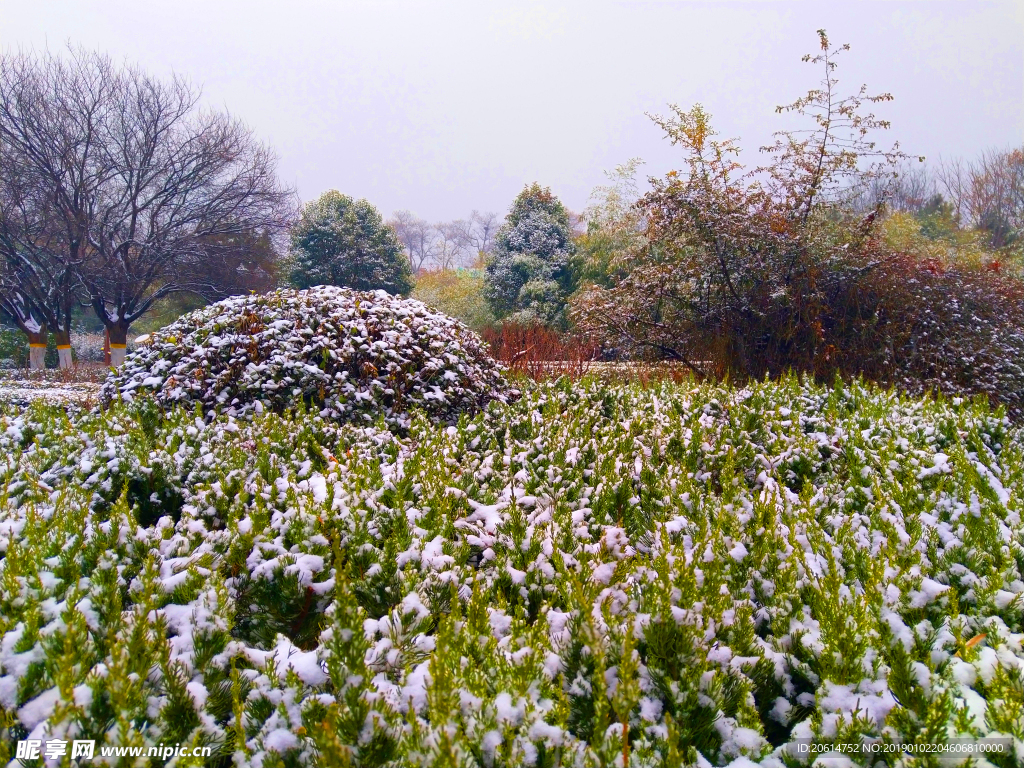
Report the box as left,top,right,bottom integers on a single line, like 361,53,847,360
54,329,73,369
108,323,130,368
27,326,48,370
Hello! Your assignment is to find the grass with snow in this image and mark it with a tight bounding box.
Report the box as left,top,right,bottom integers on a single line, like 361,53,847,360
0,376,1022,766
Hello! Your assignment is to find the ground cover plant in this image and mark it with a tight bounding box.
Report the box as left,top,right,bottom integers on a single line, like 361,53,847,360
0,373,1022,766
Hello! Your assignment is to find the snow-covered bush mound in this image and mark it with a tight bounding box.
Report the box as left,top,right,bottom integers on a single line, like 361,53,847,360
100,286,515,424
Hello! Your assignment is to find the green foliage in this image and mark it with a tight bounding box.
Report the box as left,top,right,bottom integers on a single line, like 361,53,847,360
574,159,647,290
411,268,496,332
915,194,960,241
485,184,576,328
290,191,413,296
128,293,208,336
1,376,1023,764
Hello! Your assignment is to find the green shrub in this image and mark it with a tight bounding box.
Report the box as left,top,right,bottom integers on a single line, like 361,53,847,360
1,376,1022,765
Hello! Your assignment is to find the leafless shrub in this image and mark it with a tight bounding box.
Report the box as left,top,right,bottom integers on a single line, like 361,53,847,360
481,323,599,382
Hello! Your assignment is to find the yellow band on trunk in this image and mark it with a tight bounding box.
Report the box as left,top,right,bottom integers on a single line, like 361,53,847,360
57,345,71,350
29,343,47,348
110,343,127,349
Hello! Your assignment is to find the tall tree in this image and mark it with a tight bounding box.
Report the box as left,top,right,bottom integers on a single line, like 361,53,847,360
573,30,920,376
0,47,293,366
465,210,500,260
390,210,500,273
939,148,1023,250
434,221,470,270
0,255,51,369
388,210,438,273
484,184,576,328
0,49,110,367
185,228,283,300
291,191,413,295
575,159,646,289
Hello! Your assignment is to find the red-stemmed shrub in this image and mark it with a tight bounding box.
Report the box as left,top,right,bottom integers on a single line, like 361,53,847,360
481,323,599,382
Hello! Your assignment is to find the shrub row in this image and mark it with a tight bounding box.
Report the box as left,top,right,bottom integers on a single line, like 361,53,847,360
0,377,1021,765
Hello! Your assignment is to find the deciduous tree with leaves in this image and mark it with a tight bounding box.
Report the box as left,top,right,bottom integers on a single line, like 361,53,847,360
574,159,647,290
574,30,920,377
574,31,1024,412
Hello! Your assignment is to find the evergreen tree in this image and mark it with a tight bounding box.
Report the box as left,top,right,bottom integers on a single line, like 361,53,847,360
484,183,576,327
290,191,413,295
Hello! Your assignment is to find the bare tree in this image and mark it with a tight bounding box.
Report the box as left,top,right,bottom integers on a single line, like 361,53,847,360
846,161,935,215
467,210,499,257
0,256,52,368
388,210,438,273
0,47,293,366
938,148,1024,247
936,156,970,224
972,148,1021,247
183,228,283,300
887,163,934,212
387,209,510,272
0,48,114,367
434,221,470,270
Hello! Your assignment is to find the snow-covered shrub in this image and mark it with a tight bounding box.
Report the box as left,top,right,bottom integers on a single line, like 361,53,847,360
3,377,1023,765
100,286,515,425
870,259,1024,416
70,331,107,363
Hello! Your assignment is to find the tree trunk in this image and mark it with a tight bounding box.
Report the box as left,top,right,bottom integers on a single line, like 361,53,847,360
108,322,131,368
54,328,73,369
27,325,48,370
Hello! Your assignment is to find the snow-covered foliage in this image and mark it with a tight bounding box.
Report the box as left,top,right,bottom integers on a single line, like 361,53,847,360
2,376,1022,765
485,184,576,328
70,332,108,363
290,192,413,296
100,286,514,426
879,264,1024,417
0,380,98,407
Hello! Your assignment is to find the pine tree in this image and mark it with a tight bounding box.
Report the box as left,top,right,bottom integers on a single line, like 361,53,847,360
290,191,413,295
484,184,576,328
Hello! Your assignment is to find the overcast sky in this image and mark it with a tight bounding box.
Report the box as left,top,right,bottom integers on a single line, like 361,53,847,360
1,0,1021,222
